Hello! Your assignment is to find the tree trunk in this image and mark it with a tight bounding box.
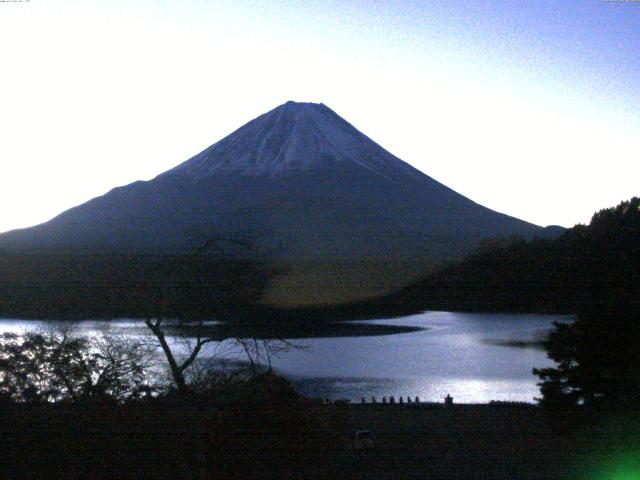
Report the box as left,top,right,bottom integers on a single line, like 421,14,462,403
145,318,188,395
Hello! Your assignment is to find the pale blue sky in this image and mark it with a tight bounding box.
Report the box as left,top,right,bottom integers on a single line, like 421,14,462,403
1,0,638,232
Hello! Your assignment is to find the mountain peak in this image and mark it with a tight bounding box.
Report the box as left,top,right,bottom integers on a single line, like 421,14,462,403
281,100,325,109
272,100,332,124
164,101,411,179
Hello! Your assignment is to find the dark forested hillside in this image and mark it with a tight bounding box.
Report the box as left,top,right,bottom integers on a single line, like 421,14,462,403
0,254,271,320
1,199,637,321
386,198,640,314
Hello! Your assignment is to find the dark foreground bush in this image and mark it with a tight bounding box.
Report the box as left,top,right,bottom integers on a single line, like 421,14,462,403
0,391,348,479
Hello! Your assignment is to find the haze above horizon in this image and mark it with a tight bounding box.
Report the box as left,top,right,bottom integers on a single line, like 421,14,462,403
1,0,638,233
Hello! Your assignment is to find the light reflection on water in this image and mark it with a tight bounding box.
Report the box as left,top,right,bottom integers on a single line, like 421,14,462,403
270,312,569,403
0,312,570,404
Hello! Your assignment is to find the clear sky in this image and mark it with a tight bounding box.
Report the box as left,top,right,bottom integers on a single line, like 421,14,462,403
1,0,638,232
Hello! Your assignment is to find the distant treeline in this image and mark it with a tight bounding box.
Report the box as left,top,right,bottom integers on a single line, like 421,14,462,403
379,197,640,314
0,254,271,320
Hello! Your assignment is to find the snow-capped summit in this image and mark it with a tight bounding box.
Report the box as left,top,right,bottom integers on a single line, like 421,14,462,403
165,101,420,179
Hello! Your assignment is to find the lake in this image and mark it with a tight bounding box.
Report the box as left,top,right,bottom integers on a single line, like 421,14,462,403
0,311,570,404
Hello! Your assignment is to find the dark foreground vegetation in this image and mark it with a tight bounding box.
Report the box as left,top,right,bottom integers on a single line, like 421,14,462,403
341,402,640,480
0,374,346,479
2,398,639,479
0,323,343,477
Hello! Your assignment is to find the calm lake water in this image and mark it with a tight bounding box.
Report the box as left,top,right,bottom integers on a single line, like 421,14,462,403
0,311,571,404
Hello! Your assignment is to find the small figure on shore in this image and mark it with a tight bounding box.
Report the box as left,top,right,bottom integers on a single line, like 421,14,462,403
382,396,387,404
361,396,366,405
415,396,420,404
371,396,376,404
407,396,412,404
390,396,395,404
399,396,403,404
445,394,454,407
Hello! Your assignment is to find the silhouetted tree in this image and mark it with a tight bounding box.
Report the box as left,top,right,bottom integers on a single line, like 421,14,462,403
533,198,640,412
144,317,215,395
534,295,640,411
0,324,156,402
142,230,295,396
144,317,297,396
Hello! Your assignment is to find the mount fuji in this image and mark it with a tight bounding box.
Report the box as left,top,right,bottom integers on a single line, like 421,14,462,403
0,101,556,306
